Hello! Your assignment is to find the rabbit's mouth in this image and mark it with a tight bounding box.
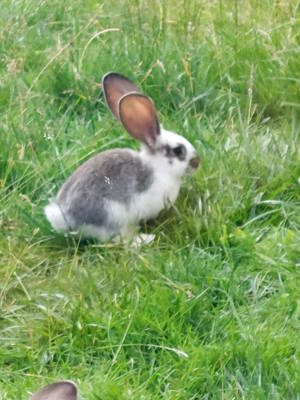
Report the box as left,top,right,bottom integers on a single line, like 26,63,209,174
189,155,200,169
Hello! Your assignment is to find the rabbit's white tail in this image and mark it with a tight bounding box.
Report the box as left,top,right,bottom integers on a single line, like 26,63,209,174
44,201,69,232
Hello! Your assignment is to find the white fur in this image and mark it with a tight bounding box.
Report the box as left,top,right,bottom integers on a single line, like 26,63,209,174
44,202,69,232
134,126,197,220
154,127,198,179
77,223,113,241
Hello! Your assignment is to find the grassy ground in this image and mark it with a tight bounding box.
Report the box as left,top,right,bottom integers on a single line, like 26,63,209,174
1,0,300,398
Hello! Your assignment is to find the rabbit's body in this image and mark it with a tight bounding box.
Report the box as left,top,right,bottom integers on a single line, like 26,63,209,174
45,73,200,241
45,139,183,240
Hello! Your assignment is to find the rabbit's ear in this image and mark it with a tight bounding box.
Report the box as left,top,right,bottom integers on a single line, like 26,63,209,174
31,381,77,400
102,72,140,120
118,93,160,150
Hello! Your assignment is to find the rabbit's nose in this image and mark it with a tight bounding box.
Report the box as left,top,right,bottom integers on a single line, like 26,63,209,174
189,155,200,169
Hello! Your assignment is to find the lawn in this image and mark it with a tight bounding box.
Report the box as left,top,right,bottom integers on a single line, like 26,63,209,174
0,0,300,398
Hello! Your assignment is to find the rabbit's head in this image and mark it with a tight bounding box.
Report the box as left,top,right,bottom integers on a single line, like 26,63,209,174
103,73,200,178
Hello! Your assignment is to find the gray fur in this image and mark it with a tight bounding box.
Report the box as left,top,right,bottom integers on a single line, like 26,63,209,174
56,149,153,229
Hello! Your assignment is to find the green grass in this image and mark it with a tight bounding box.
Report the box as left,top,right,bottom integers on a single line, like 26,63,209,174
1,0,300,398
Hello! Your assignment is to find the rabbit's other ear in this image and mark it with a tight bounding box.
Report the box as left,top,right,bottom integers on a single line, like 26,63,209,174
31,381,77,400
102,72,140,120
118,93,160,150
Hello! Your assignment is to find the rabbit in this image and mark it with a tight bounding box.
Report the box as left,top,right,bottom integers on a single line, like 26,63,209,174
44,72,200,242
31,381,77,400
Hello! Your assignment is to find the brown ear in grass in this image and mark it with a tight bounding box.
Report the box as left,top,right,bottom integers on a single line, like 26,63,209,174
31,381,77,400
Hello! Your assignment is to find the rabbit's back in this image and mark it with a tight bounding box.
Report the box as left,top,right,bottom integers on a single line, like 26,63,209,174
57,149,153,229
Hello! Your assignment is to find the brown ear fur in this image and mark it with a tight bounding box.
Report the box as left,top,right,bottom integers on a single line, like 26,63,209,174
31,381,77,400
118,93,160,149
102,72,140,120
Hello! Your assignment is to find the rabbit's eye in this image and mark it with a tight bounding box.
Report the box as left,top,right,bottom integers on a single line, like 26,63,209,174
173,145,187,160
